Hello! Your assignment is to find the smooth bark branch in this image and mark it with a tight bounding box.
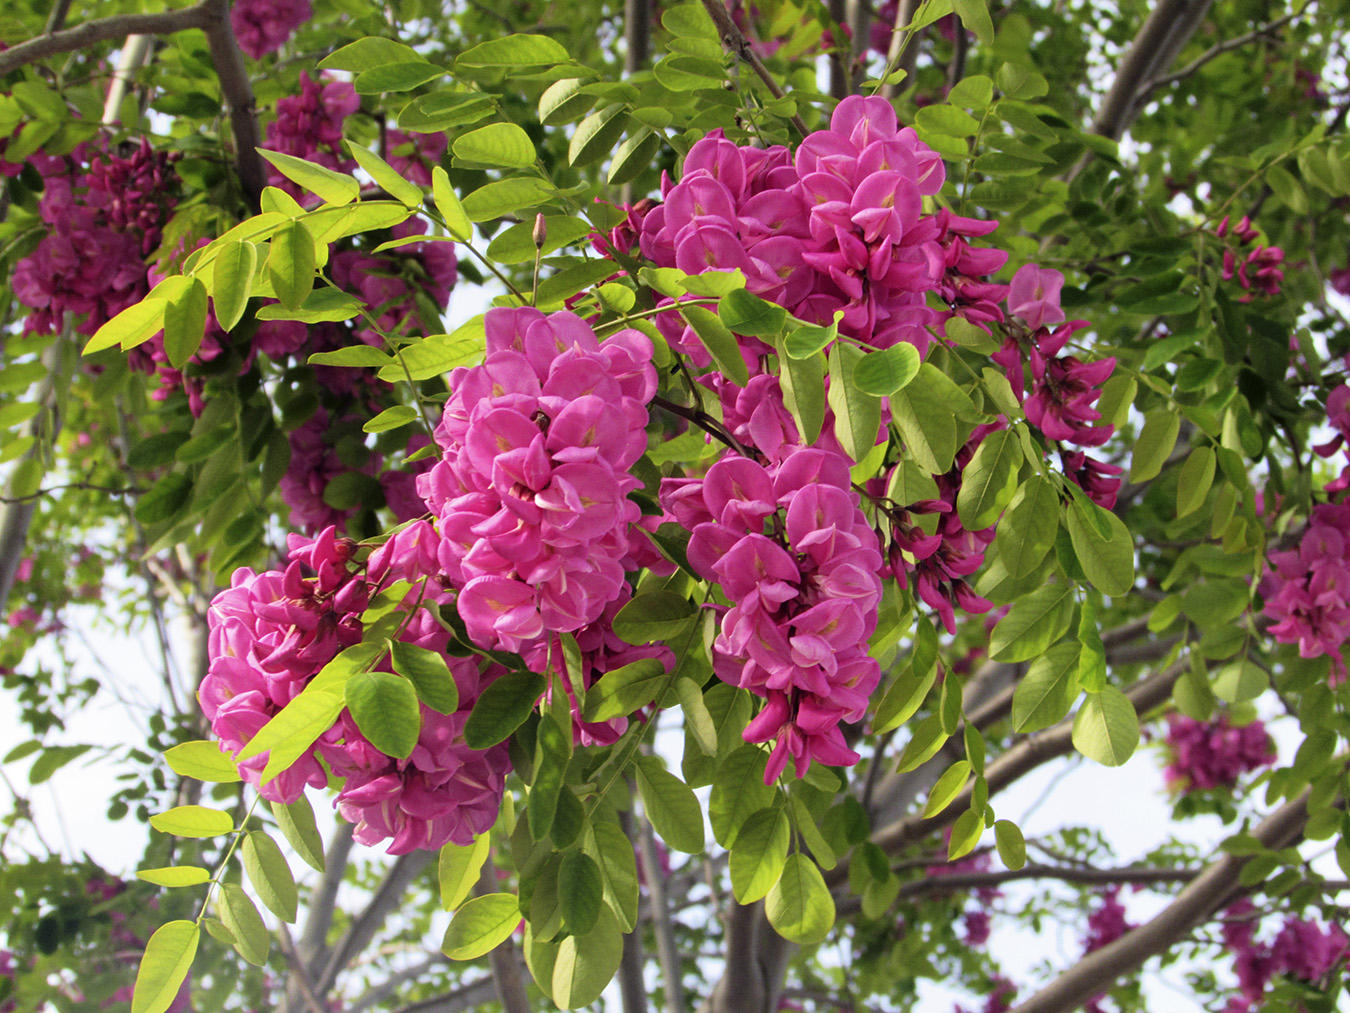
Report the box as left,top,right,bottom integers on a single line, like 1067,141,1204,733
619,927,650,1013
625,0,650,73
697,0,811,137
1139,6,1306,97
702,902,765,1013
0,0,266,210
1091,0,1216,141
1008,788,1313,1013
388,977,500,1013
827,0,849,98
315,850,435,995
298,828,354,964
277,923,331,1013
870,659,1186,856
638,808,687,1013
477,862,533,1013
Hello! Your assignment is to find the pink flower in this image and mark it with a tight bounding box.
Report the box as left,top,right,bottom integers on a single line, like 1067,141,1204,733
231,0,312,59
1161,714,1275,792
1007,264,1066,331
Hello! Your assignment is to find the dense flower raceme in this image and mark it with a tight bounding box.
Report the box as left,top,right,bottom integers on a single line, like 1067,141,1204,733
661,447,884,782
1161,714,1275,792
1261,499,1350,682
229,0,312,60
1221,900,1350,1011
263,71,360,197
331,218,459,346
200,526,509,853
416,308,659,653
1082,887,1136,1013
12,139,180,336
280,407,383,535
639,96,952,362
1215,215,1284,300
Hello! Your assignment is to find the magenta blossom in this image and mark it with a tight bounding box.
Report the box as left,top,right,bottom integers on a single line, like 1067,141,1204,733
1007,264,1066,331
230,0,311,59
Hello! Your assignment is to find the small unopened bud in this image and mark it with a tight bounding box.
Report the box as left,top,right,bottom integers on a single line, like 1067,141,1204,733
532,213,548,249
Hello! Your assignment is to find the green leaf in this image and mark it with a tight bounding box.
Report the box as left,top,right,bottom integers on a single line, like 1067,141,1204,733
219,883,269,966
569,103,631,169
1011,642,1081,732
239,689,346,784
211,240,257,332
453,123,536,169
609,127,662,186
354,61,444,94
486,215,593,264
896,713,949,773
540,78,596,125
271,797,325,873
242,832,298,923
391,641,459,713
1066,499,1135,597
267,219,316,310
319,37,423,71
989,584,1075,662
457,33,571,68
136,866,211,888
529,715,569,842
344,670,421,759
1071,686,1139,766
582,658,669,722
1213,660,1268,704
953,0,995,43
377,327,486,382
915,104,980,137
398,90,495,132
827,342,882,462
998,476,1059,578
460,177,557,222
551,906,623,1009
443,893,521,959
149,806,234,838
1130,409,1180,483
956,428,1020,530
765,853,834,945
994,819,1026,869
363,405,419,433
891,367,960,474
611,591,697,644
464,671,544,748
852,343,921,397
307,345,396,368
682,305,750,387
635,756,704,854
783,317,839,359
730,807,790,904
440,835,490,911
559,851,604,935
163,277,208,369
710,745,776,848
872,664,937,735
164,741,242,783
1176,445,1216,518
779,347,826,444
83,298,167,356
948,809,985,860
132,921,199,1013
347,142,423,207
257,149,358,206
923,760,972,819
587,820,640,931
721,289,787,337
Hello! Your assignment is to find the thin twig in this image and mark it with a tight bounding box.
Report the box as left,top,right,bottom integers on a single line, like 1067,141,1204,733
697,0,811,137
0,2,216,77
637,798,687,1013
1139,4,1309,97
277,923,331,1013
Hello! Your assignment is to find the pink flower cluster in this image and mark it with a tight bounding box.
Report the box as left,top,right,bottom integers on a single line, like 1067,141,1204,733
280,407,382,534
13,140,179,336
1082,887,1135,1013
1222,900,1349,1011
1216,215,1284,300
994,265,1122,508
521,586,675,747
416,308,658,652
331,219,458,346
263,72,359,198
201,526,509,853
230,0,312,60
1262,499,1350,682
1161,714,1275,792
662,448,883,781
639,96,948,362
882,427,999,634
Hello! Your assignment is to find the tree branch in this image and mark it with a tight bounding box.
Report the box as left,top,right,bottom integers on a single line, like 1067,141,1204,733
625,0,651,74
881,0,922,101
387,977,500,1013
1138,5,1306,99
697,0,811,137
1007,787,1314,1013
0,0,266,211
315,850,434,995
298,828,354,965
1091,0,1216,141
619,925,650,1013
638,805,687,1013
